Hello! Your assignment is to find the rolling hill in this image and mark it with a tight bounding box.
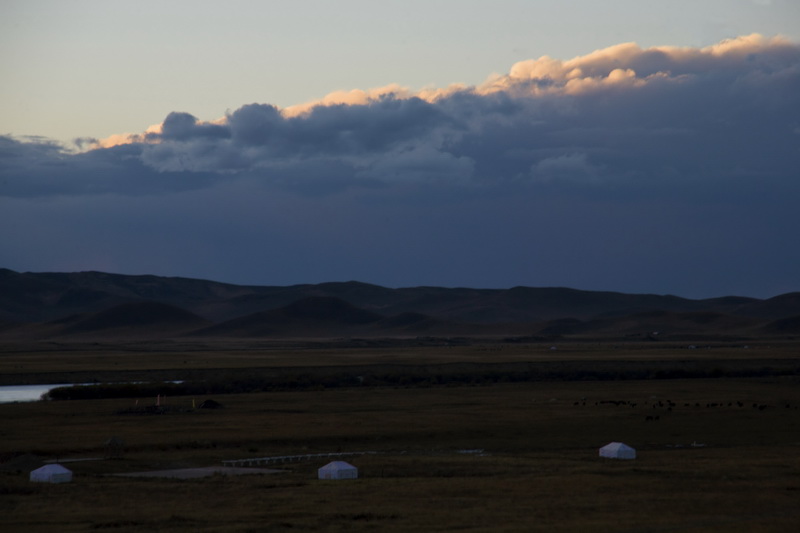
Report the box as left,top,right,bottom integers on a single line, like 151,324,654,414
194,296,385,337
1,268,798,341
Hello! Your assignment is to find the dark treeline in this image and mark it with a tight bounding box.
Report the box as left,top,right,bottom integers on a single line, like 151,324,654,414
43,362,800,401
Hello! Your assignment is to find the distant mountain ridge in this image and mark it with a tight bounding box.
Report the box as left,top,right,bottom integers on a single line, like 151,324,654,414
1,268,798,340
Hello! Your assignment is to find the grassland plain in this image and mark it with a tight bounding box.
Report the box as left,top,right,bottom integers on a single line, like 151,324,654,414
1,340,800,532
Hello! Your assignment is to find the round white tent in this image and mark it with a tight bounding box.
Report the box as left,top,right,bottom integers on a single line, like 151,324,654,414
30,464,73,483
599,442,636,459
318,461,358,480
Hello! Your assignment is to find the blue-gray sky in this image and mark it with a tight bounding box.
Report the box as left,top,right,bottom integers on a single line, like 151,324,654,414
1,1,799,298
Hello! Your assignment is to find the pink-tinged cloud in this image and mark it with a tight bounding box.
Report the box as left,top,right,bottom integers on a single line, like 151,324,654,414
487,34,796,94
93,34,794,150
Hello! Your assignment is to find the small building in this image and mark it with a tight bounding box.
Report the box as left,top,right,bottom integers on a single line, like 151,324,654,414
318,461,358,480
30,464,73,483
599,442,636,460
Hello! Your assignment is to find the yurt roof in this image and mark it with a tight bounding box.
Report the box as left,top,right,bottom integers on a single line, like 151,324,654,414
321,461,356,469
32,463,72,474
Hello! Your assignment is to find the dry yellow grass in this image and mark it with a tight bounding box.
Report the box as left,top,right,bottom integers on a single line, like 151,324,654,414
2,340,800,531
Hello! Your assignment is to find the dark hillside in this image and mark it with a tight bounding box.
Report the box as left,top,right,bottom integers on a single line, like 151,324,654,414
0,269,271,322
535,310,763,339
278,296,384,324
760,315,800,335
370,312,500,336
492,287,694,321
734,293,800,319
41,301,212,339
59,301,209,331
0,268,126,322
193,296,384,337
1,269,799,340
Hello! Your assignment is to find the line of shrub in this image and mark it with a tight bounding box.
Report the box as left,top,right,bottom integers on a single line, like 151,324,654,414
42,362,800,400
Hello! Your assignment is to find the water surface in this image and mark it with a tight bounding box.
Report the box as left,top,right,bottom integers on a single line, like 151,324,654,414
0,384,73,403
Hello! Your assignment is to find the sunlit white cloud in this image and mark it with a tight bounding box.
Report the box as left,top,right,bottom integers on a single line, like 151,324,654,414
481,34,796,95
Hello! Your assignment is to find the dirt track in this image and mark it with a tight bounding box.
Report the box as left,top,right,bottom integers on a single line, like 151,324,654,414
114,466,283,479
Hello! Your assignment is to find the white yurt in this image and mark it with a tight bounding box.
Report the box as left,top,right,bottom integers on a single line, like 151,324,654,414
599,442,636,459
30,464,73,483
318,461,358,480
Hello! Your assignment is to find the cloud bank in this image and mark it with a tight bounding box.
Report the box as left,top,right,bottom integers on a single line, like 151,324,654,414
3,34,798,198
1,35,799,297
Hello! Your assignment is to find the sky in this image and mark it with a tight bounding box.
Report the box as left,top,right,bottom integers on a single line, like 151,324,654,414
2,0,799,299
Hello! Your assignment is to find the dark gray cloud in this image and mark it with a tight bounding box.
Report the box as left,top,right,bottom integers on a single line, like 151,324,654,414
0,136,220,197
3,35,798,198
1,35,799,297
158,112,231,141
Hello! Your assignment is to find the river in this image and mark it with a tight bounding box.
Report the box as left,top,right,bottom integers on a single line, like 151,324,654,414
0,384,74,403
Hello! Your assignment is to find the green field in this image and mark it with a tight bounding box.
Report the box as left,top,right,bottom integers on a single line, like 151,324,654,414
2,340,800,532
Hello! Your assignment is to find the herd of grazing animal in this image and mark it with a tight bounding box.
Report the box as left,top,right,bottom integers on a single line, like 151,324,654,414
570,397,796,422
